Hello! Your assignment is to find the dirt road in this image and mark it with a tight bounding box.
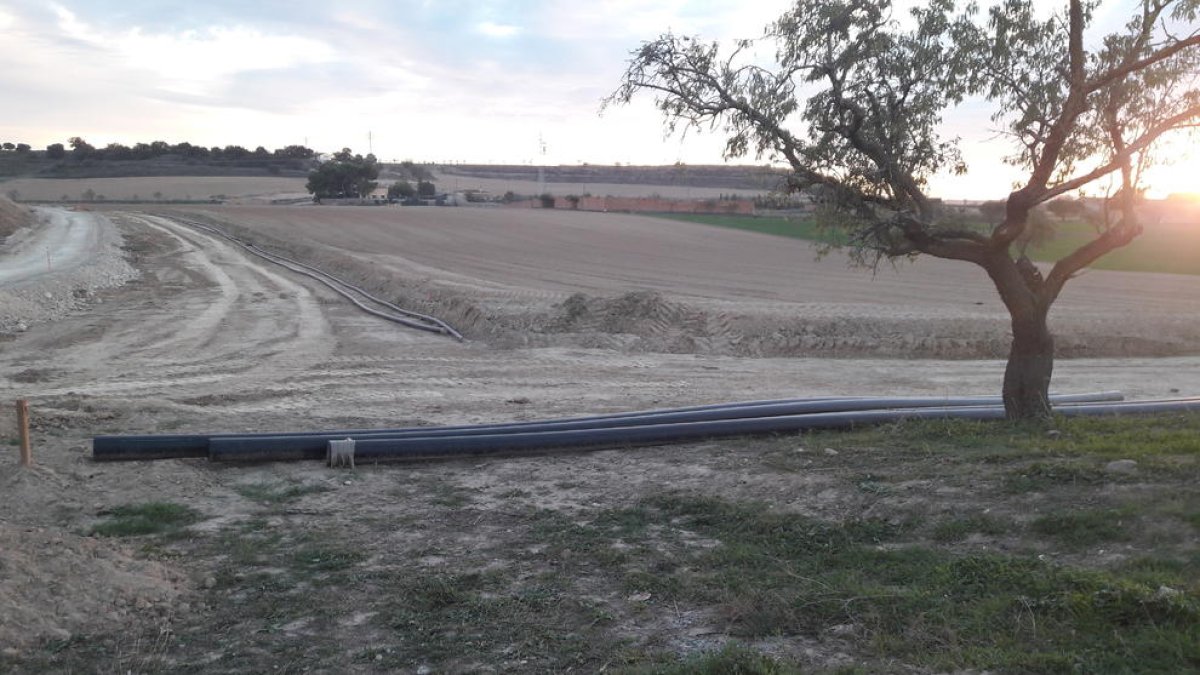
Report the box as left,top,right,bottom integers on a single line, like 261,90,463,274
0,208,106,287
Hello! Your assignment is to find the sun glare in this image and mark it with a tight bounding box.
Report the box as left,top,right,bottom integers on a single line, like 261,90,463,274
1141,137,1200,199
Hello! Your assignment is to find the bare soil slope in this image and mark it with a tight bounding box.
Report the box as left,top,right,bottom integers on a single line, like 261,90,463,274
0,196,30,241
170,205,1200,359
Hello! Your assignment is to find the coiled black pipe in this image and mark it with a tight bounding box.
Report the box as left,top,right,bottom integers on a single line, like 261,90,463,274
165,216,462,339
242,242,464,340
206,397,1200,463
92,391,1123,461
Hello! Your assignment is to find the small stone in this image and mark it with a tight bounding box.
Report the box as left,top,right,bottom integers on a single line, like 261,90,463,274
1105,459,1138,474
375,653,384,661
417,666,432,675
823,448,839,456
203,576,217,589
1156,585,1182,599
343,480,352,486
828,623,857,637
793,447,807,454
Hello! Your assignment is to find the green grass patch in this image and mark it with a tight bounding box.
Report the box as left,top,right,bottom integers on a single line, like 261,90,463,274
665,214,1200,275
622,642,802,674
91,502,202,537
373,570,629,669
1030,508,1134,549
234,481,329,505
624,493,1199,672
659,214,847,245
931,513,1011,542
804,413,1200,464
1030,414,1200,460
290,544,367,572
1003,461,1108,493
1027,220,1200,276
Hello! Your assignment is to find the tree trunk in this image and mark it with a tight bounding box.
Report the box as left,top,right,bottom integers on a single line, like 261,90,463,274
1003,311,1054,420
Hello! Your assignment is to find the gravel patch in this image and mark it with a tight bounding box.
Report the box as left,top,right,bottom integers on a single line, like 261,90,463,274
0,209,139,335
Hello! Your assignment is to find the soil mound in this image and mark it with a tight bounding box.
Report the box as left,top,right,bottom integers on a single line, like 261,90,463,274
0,521,187,650
0,196,31,242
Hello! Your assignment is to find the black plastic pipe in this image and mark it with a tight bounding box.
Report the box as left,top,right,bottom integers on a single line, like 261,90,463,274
167,217,462,339
206,397,1200,463
91,391,1121,461
203,392,1127,460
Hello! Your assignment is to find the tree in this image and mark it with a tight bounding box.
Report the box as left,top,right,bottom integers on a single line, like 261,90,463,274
388,181,416,200
1,142,14,151
418,180,437,198
46,143,66,159
275,145,315,159
14,143,30,153
306,150,379,200
1047,198,1086,222
610,0,1200,419
69,137,95,159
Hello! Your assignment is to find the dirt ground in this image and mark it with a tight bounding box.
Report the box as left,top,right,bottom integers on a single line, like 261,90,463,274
1,206,1198,670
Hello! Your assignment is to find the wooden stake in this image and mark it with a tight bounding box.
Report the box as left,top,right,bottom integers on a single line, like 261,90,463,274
16,399,31,467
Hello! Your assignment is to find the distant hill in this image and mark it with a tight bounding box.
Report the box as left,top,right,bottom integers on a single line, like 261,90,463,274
438,164,789,192
0,142,318,181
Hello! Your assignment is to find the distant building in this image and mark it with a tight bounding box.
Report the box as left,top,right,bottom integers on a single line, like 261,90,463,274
367,187,390,204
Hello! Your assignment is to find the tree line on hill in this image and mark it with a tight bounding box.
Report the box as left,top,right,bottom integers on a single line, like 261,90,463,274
0,138,319,178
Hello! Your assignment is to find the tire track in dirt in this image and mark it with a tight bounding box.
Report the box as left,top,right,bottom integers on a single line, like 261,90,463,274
0,214,338,405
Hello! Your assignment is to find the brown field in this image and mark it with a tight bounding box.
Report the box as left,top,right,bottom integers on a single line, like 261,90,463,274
0,176,308,203
430,171,764,199
166,204,1200,359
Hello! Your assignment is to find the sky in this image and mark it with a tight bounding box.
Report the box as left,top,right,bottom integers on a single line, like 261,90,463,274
0,0,1195,200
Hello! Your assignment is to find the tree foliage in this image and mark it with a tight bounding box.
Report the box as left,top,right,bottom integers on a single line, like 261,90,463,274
306,148,380,200
388,181,416,200
610,0,1200,418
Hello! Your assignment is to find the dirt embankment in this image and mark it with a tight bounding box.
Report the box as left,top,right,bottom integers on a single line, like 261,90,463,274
0,196,31,242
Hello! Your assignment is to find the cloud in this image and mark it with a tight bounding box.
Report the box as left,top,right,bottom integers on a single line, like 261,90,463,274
46,4,337,97
476,21,521,38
